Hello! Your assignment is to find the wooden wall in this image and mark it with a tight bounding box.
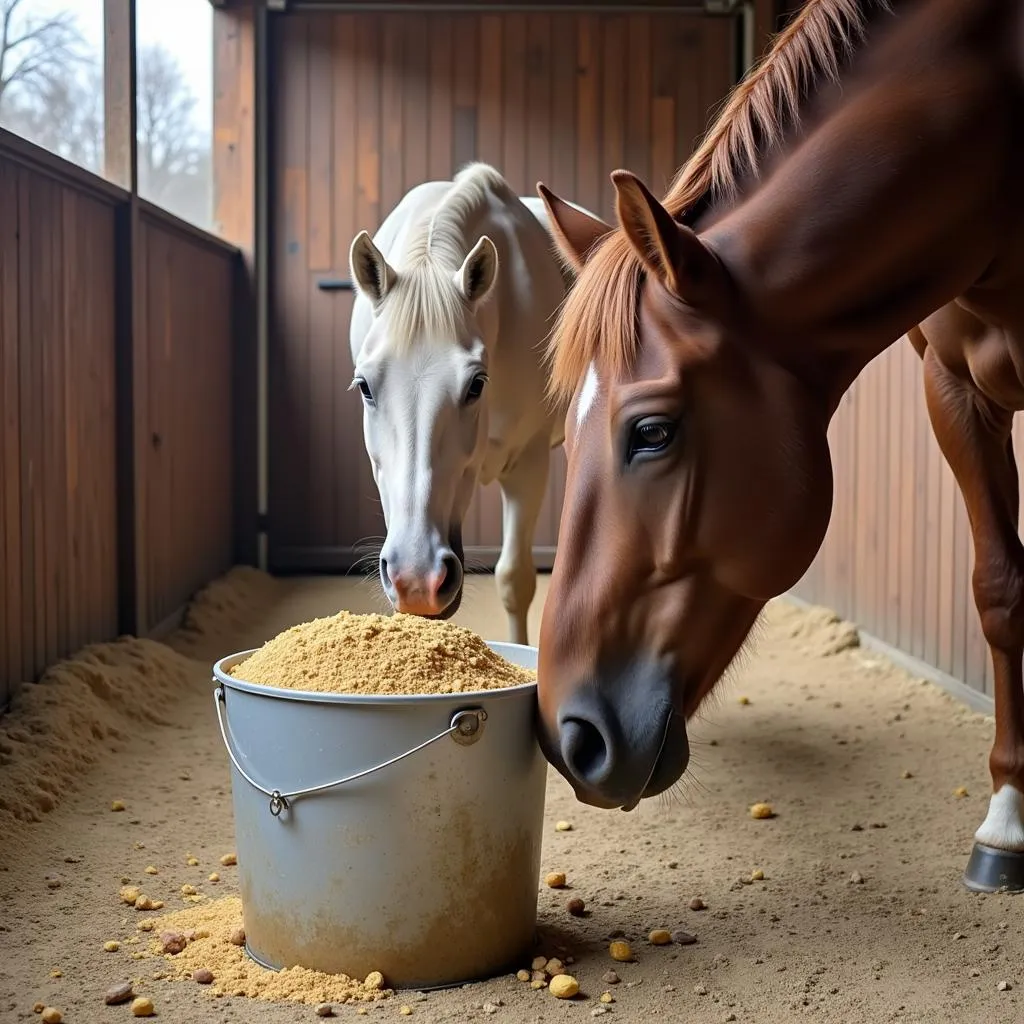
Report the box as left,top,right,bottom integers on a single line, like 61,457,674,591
136,212,239,633
792,336,1000,701
0,132,246,709
0,152,120,701
267,8,737,570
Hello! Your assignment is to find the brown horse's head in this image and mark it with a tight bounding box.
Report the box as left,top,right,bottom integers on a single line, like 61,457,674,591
534,172,835,810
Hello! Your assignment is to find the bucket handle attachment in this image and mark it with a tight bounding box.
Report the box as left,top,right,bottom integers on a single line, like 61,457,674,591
213,686,488,819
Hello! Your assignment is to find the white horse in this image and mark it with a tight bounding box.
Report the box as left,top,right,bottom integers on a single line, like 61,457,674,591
348,162,585,645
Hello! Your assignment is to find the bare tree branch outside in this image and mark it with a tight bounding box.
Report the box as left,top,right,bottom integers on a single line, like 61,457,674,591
0,0,213,230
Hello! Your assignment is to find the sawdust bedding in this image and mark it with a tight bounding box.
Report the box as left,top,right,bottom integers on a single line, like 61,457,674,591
0,569,1020,1023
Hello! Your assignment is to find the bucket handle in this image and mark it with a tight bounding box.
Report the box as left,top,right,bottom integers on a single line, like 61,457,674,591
213,685,488,819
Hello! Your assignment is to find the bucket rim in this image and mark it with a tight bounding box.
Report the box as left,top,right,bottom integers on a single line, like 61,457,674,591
212,640,539,706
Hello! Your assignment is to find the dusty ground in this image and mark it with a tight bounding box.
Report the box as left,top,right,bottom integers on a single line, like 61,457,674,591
0,568,1020,1024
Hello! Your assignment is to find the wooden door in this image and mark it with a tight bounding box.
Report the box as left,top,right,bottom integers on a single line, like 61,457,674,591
267,8,736,570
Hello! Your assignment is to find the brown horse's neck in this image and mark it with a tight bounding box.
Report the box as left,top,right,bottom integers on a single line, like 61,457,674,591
682,0,899,232
705,0,1019,412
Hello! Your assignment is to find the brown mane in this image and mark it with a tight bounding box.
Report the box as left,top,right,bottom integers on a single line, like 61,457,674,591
547,0,893,403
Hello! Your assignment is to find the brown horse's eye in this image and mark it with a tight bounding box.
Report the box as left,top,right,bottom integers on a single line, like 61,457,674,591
629,417,677,461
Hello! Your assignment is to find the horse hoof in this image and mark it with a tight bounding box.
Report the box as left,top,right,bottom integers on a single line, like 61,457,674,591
962,843,1024,893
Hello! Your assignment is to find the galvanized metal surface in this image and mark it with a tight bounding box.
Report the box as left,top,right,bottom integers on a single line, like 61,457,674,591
213,641,547,989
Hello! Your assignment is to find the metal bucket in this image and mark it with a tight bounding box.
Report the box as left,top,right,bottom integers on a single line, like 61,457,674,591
212,641,547,991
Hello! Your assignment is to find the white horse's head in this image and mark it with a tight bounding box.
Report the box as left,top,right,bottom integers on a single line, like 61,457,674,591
348,228,499,619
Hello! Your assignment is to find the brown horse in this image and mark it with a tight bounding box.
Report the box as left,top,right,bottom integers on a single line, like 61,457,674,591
535,0,1024,892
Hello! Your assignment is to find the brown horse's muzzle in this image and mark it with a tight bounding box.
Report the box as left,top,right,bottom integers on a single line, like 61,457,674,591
537,656,690,810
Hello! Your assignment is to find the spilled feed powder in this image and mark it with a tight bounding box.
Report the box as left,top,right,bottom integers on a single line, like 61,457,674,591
140,897,393,1005
227,611,535,695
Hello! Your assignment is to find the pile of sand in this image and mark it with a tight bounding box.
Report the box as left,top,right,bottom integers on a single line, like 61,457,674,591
227,610,536,695
772,600,861,657
172,566,283,656
0,638,198,829
0,565,281,834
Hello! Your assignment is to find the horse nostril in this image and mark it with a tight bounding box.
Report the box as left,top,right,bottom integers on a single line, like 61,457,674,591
379,557,392,587
560,717,612,787
436,552,463,600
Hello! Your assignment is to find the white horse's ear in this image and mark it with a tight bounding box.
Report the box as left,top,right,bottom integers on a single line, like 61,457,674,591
536,182,612,271
454,236,499,308
350,230,396,306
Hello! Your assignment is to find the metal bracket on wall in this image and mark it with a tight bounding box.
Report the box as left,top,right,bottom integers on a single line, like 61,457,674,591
317,278,355,292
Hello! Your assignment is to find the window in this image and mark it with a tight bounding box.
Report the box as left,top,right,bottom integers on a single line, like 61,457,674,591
0,0,105,174
135,0,213,230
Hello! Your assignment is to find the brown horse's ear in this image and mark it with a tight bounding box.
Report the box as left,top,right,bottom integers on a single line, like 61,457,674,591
536,182,612,271
611,170,715,300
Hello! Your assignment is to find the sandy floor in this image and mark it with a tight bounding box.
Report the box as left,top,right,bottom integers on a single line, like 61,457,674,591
0,569,1020,1024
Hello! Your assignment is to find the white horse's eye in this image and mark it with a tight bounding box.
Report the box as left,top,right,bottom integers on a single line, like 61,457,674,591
464,374,488,405
352,377,375,406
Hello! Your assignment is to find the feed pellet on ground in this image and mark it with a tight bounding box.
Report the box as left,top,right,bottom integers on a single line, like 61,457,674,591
1,568,1022,1023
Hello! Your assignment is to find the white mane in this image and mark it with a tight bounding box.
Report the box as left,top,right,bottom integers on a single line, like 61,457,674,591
382,163,511,351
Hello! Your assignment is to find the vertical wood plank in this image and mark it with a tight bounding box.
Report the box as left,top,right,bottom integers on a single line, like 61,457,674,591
353,14,383,545
62,190,80,655
477,16,502,168
525,13,552,182
18,170,40,677
401,13,430,192
625,15,651,183
468,13,501,549
923,374,943,667
699,15,734,141
525,11,557,551
501,14,527,195
50,182,68,665
650,98,676,197
600,16,625,219
549,13,577,200
428,14,454,181
380,15,405,217
838,387,856,612
650,15,679,196
61,191,80,651
876,348,892,643
279,15,311,551
897,341,917,653
307,17,337,545
333,14,361,552
912,348,930,660
143,223,164,627
452,16,478,171
855,375,872,628
867,360,883,635
673,21,704,167
0,158,19,693
307,15,334,272
37,176,57,667
574,16,601,218
545,11,577,547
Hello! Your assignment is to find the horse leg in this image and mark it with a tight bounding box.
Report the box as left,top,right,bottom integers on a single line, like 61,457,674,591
495,436,551,646
923,346,1024,892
